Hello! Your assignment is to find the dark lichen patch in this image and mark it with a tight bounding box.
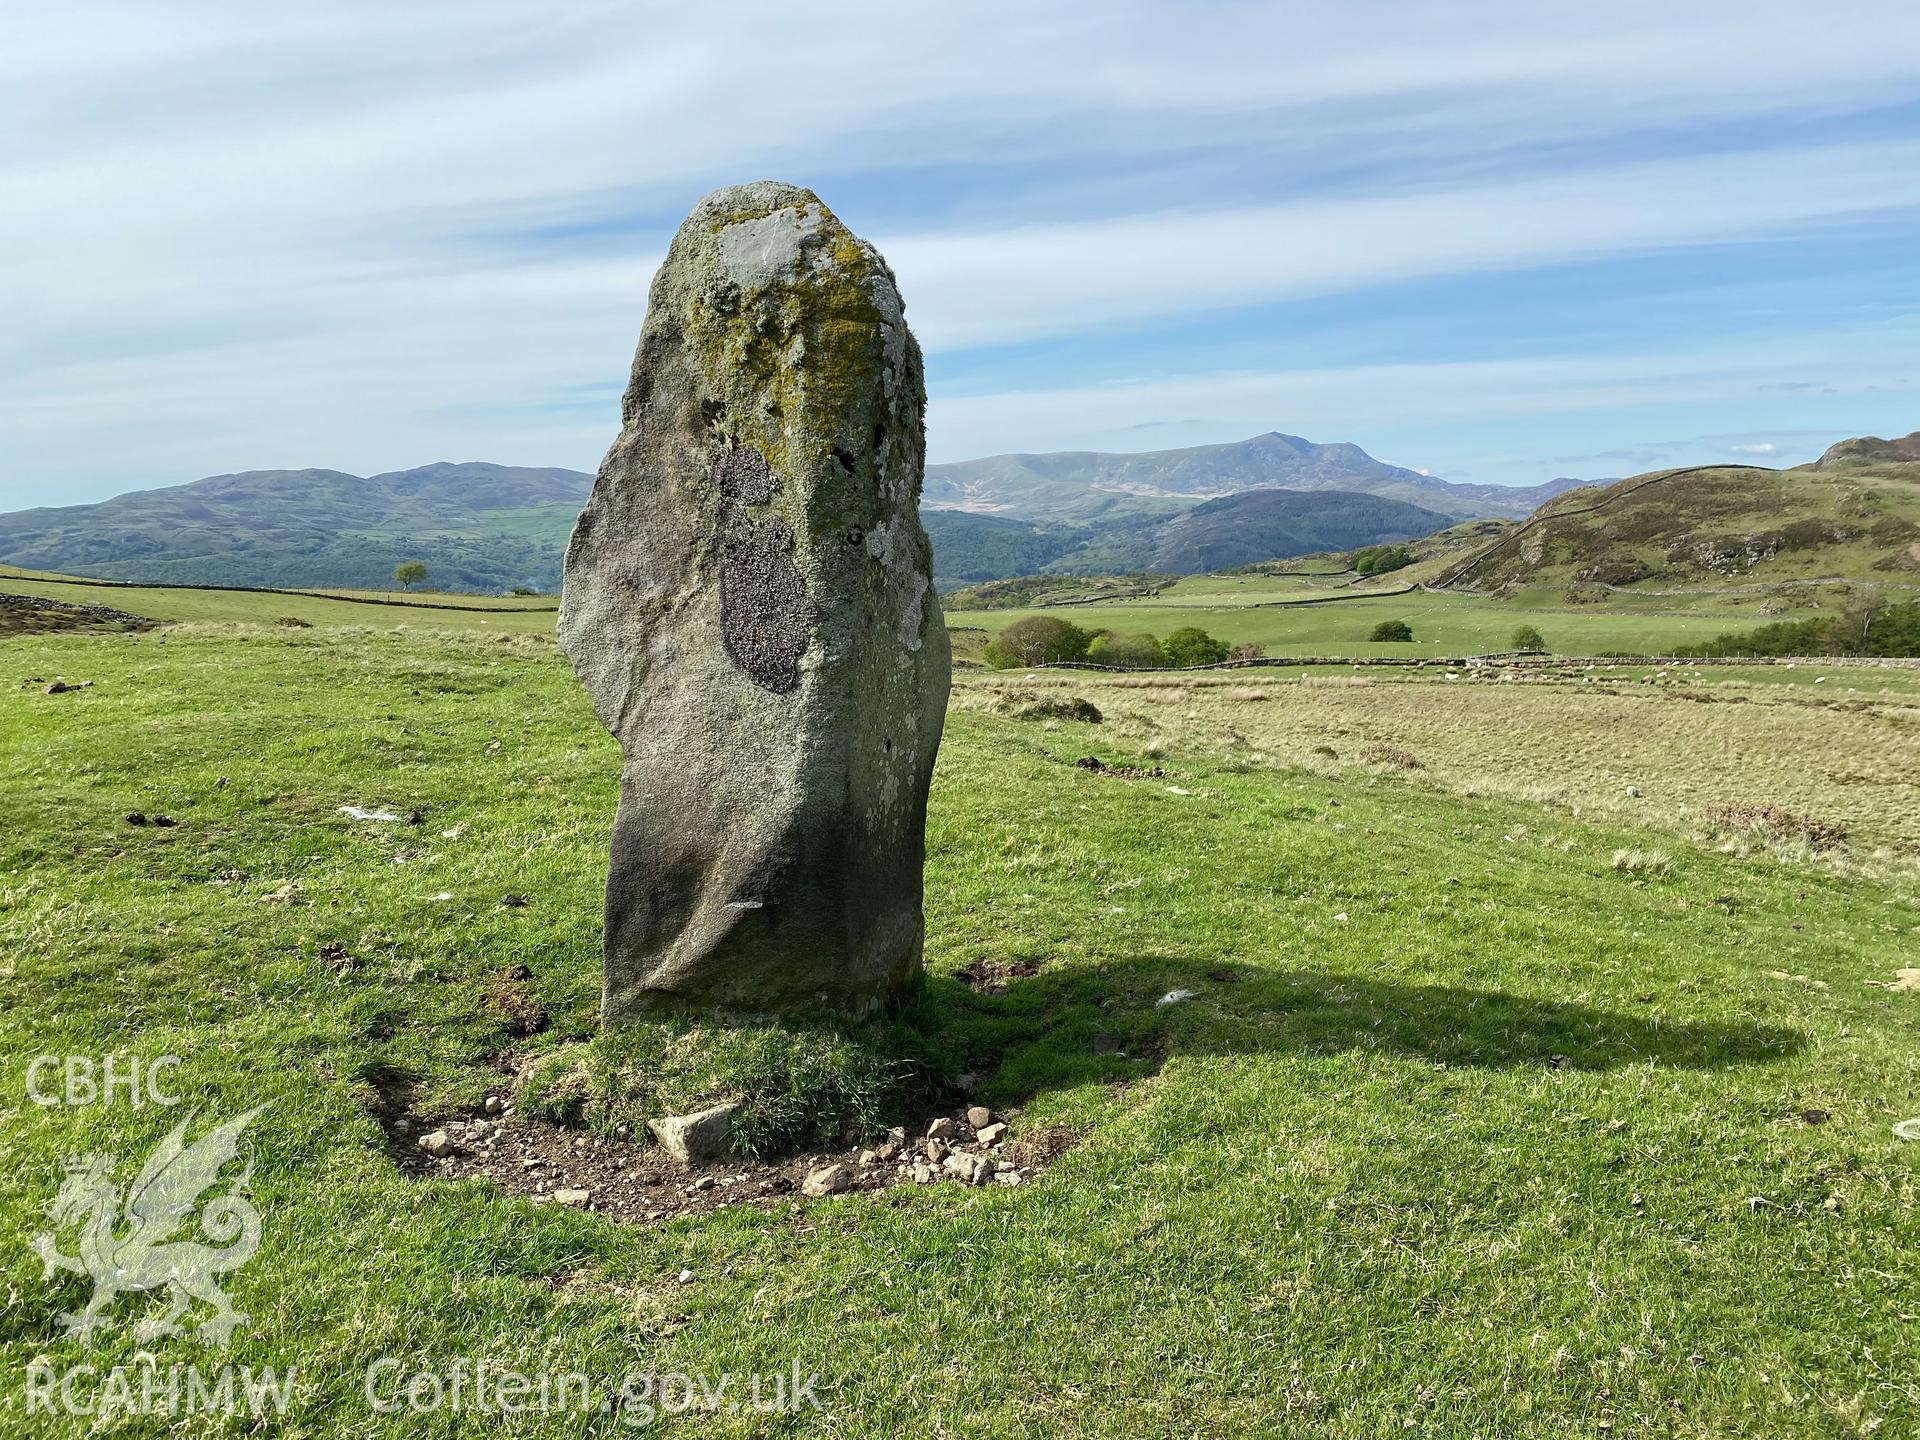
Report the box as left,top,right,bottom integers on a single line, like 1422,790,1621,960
713,446,817,692
714,445,776,508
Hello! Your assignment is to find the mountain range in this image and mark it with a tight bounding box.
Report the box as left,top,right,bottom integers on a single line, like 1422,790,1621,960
0,463,593,592
924,431,1587,524
925,488,1453,585
0,435,1588,592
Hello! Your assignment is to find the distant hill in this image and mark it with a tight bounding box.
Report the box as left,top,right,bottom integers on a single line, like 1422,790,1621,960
1126,488,1450,573
1809,430,1920,470
1434,438,1920,597
925,431,1586,524
921,512,1085,590
924,488,1451,587
0,436,1587,594
0,463,592,592
944,517,1509,611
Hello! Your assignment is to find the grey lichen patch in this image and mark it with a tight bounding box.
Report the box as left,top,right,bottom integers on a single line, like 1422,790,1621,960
714,204,818,290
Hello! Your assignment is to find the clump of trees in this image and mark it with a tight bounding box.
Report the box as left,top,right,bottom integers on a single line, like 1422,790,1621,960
1161,626,1230,667
1351,544,1413,576
1674,599,1920,658
984,617,1234,670
1369,619,1414,642
982,616,1093,668
393,560,429,590
1510,624,1547,651
1087,632,1168,668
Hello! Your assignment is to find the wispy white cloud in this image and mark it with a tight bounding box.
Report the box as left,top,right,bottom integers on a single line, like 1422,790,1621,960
884,138,1920,350
4,1,1920,502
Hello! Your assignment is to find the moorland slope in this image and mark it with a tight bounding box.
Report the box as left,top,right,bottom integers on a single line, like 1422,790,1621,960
1435,442,1920,599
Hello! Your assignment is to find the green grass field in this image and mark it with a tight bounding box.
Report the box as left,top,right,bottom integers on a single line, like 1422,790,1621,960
947,581,1793,658
0,568,558,634
2,611,1916,1437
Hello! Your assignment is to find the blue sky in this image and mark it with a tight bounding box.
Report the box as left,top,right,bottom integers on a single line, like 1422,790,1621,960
4,1,1919,509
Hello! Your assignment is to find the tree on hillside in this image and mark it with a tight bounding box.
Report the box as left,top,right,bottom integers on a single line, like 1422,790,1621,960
1087,631,1170,668
1352,544,1413,576
1369,619,1414,642
1510,624,1547,652
1161,626,1230,667
394,560,429,591
983,615,1092,669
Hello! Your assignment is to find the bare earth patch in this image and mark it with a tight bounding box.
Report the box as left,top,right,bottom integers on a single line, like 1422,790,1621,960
381,1102,1073,1224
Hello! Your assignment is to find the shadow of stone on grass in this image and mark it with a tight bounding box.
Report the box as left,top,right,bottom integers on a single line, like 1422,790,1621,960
931,958,1807,1108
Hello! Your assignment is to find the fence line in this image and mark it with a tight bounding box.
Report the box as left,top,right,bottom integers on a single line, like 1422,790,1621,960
2,573,557,615
1011,652,1920,674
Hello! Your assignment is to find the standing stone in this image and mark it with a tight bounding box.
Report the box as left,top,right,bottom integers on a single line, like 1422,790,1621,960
560,181,950,1022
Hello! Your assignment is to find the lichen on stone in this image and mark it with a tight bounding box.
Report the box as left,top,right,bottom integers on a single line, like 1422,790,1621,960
558,180,949,1021
714,446,817,693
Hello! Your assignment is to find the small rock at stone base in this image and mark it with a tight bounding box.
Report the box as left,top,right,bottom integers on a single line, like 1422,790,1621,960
417,1130,453,1158
926,1117,958,1140
993,1170,1024,1186
966,1106,993,1129
552,1188,591,1208
911,1163,936,1184
977,1122,1008,1146
801,1164,852,1197
647,1101,739,1167
943,1152,997,1186
923,1138,949,1163
483,1094,505,1115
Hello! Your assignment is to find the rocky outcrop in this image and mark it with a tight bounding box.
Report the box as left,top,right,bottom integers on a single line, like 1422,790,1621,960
1812,432,1920,470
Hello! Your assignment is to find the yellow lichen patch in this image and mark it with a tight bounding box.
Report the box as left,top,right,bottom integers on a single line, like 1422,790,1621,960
701,186,826,235
681,219,888,493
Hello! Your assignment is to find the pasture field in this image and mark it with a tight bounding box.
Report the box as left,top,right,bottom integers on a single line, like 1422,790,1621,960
0,567,558,634
1,618,1916,1437
957,665,1920,855
945,583,1806,659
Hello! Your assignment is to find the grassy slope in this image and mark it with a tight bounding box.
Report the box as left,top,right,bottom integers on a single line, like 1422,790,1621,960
0,623,1915,1437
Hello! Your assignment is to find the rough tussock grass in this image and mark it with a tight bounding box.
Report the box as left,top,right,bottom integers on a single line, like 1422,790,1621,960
519,1005,962,1159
